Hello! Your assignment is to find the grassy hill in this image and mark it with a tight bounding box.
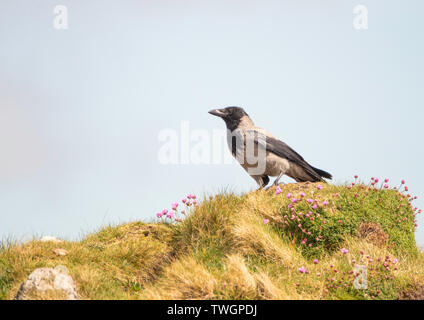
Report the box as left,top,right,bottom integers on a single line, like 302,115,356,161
1,180,423,300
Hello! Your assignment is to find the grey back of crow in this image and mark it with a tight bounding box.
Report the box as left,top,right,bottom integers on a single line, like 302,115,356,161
209,106,332,188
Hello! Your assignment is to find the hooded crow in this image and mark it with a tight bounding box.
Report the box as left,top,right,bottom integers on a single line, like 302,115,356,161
209,106,332,188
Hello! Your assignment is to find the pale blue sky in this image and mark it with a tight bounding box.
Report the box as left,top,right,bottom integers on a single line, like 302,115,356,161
1,1,423,245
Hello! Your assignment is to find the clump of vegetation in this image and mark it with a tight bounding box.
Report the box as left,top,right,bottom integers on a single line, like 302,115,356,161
0,177,422,300
265,178,417,259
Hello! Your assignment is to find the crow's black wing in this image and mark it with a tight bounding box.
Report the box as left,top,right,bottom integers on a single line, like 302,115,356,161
251,131,323,181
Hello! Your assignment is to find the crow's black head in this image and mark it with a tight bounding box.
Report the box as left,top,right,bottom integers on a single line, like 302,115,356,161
208,106,249,131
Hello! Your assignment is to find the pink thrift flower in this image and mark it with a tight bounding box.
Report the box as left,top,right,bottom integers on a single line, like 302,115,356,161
313,259,319,264
340,248,349,254
166,212,174,219
299,192,305,198
286,193,292,199
312,204,318,210
384,184,389,189
317,184,323,190
182,198,187,203
393,258,398,264
275,186,282,195
307,198,314,204
161,209,168,215
354,175,358,179
322,200,329,206
291,198,297,203
298,266,307,274
263,219,270,224
193,199,197,205
385,178,389,183
172,202,179,210
156,212,163,218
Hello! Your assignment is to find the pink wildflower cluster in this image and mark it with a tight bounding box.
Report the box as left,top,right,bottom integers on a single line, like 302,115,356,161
156,193,198,223
273,185,332,249
273,175,420,254
351,176,421,230
298,266,309,274
340,248,349,254
275,186,282,195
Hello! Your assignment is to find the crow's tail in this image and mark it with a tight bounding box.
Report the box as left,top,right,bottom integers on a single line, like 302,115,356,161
311,166,332,180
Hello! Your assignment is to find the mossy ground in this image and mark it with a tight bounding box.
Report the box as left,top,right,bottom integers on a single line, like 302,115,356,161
1,182,423,300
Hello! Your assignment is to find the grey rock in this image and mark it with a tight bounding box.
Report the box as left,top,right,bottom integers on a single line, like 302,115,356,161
15,265,78,300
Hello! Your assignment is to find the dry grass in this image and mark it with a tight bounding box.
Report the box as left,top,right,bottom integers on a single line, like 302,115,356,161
142,256,217,300
1,183,423,300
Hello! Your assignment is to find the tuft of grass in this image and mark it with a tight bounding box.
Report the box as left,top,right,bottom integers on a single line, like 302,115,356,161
172,193,243,270
0,181,423,300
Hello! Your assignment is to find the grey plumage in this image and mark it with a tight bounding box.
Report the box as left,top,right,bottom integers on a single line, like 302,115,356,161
209,106,332,188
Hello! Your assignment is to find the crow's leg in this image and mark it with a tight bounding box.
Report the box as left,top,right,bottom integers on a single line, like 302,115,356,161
253,175,269,190
265,173,284,190
273,172,284,186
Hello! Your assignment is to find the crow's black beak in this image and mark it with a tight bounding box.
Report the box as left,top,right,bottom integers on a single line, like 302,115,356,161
208,108,227,118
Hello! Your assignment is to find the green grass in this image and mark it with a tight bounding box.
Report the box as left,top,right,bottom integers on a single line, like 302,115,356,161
0,182,423,300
